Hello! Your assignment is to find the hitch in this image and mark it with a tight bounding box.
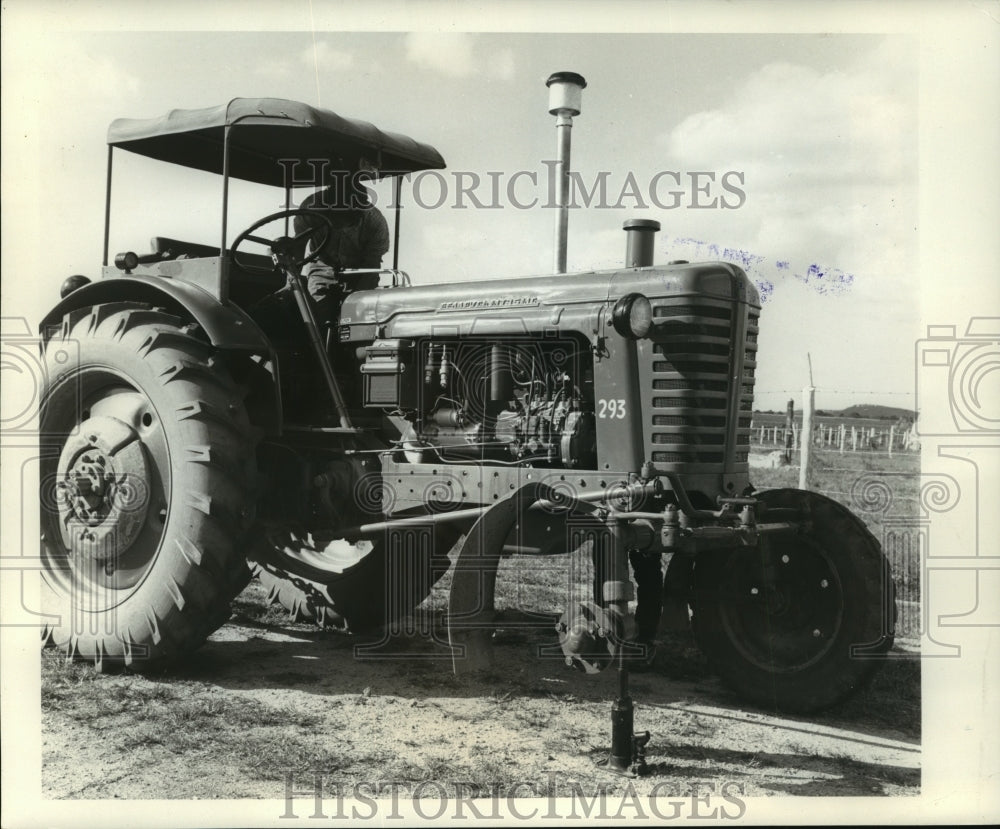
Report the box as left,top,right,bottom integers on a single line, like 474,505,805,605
446,484,654,775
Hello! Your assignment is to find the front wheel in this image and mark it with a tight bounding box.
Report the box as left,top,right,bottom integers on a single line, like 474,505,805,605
40,304,257,670
691,489,895,713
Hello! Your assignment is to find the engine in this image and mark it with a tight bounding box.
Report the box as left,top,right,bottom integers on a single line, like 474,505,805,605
361,337,597,468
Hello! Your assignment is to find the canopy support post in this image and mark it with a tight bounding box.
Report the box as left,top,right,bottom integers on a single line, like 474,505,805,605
392,175,402,271
219,122,233,304
102,147,113,267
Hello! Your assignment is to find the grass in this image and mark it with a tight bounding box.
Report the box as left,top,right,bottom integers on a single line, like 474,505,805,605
42,651,347,782
751,447,920,604
817,657,921,741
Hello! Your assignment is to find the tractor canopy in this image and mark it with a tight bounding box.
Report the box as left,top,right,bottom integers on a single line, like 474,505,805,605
107,97,446,184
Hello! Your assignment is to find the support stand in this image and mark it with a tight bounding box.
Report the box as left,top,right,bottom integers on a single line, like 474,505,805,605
598,517,651,777
603,661,651,776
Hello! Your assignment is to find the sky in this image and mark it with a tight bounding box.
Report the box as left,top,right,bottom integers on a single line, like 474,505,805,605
0,11,957,415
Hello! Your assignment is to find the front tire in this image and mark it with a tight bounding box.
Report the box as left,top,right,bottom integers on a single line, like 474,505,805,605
691,489,895,713
40,304,256,670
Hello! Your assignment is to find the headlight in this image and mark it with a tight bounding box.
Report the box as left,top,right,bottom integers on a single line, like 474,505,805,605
60,274,91,298
114,251,139,273
612,292,653,339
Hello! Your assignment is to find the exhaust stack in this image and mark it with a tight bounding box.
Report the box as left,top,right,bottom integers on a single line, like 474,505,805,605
623,219,661,268
546,71,587,274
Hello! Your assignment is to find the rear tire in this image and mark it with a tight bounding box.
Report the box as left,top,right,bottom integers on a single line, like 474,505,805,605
249,524,460,632
252,564,349,630
691,488,895,713
39,304,256,671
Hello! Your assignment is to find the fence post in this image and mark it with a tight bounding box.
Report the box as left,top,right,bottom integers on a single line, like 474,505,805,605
784,399,794,464
839,423,845,453
889,424,895,457
852,426,857,452
799,385,814,490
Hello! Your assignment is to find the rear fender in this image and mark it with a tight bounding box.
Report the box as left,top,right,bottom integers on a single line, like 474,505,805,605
40,276,268,349
39,276,282,433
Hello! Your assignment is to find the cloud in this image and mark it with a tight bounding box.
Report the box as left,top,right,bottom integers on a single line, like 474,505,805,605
659,37,917,285
491,48,516,81
38,47,140,101
254,43,369,83
667,64,912,188
254,57,293,79
654,39,919,404
405,32,476,77
665,43,916,187
404,33,516,80
301,41,355,73
87,55,141,98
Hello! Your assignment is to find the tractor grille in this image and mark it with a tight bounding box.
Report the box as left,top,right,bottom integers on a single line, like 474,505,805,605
647,300,757,470
739,310,759,461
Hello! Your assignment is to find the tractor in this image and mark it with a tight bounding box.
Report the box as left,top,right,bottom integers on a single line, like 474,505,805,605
39,81,894,764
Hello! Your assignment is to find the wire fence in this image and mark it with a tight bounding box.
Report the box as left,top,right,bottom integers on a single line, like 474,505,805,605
749,443,920,507
750,420,919,455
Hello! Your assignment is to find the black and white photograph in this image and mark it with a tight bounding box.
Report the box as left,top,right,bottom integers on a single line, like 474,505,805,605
1,1,997,825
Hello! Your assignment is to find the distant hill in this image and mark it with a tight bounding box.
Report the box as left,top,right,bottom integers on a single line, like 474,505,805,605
836,404,916,420
753,404,916,421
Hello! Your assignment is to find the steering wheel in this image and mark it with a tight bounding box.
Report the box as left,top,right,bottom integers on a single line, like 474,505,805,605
230,208,333,275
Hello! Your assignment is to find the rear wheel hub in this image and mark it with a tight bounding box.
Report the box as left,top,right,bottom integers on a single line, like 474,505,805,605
56,415,150,564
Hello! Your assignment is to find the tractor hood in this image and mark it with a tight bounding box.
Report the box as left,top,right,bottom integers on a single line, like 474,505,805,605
339,262,758,340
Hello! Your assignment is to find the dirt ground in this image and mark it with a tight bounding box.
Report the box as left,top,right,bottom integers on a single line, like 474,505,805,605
41,576,921,801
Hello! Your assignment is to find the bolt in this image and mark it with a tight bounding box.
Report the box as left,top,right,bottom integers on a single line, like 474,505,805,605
820,579,829,589
781,554,790,564
812,629,821,638
750,587,759,596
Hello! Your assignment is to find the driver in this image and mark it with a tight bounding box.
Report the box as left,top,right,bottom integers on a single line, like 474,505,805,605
294,169,390,317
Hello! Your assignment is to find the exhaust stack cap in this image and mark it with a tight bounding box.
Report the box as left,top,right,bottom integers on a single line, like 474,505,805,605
546,71,587,116
623,219,661,268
